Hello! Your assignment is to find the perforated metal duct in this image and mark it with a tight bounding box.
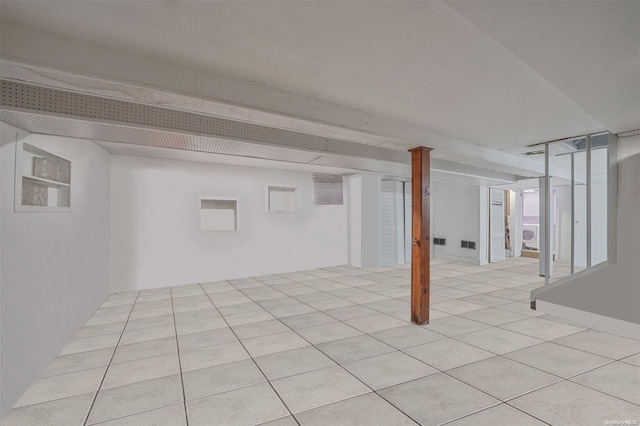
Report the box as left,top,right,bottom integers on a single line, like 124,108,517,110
0,80,410,169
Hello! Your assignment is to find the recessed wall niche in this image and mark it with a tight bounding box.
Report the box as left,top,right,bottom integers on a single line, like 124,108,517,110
267,186,299,213
199,197,238,231
15,139,71,213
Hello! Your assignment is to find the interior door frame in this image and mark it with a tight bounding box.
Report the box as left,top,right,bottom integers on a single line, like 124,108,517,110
489,187,506,263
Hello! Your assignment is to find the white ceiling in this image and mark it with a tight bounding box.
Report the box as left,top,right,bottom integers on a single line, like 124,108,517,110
2,0,637,151
445,0,640,137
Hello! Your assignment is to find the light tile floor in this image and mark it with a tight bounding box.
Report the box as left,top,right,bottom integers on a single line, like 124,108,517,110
3,258,640,425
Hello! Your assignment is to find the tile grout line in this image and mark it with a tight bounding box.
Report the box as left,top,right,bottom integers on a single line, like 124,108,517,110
558,375,640,408
318,268,530,317
222,281,425,425
48,319,251,379
390,321,639,411
187,264,634,419
243,267,625,394
9,259,638,424
541,334,640,359
169,287,190,426
146,266,638,423
267,277,409,320
82,291,140,426
260,270,639,422
76,298,636,422
398,343,640,417
84,403,187,426
260,270,534,352
438,402,553,426
403,308,595,355
198,282,301,426
324,320,522,426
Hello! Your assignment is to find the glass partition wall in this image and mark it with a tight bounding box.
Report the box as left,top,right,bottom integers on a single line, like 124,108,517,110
540,132,613,285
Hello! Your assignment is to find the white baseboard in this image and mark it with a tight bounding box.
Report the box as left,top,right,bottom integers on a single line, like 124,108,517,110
537,300,640,340
433,253,483,266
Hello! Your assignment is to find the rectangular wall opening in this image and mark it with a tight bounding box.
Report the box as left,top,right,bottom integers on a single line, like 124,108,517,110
15,141,71,212
268,186,298,212
199,198,237,231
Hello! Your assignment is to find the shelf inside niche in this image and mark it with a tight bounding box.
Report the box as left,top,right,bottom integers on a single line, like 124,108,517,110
22,175,70,187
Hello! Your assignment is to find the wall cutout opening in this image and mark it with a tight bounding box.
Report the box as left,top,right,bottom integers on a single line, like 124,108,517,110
15,140,71,213
313,174,343,205
199,198,237,231
268,186,299,213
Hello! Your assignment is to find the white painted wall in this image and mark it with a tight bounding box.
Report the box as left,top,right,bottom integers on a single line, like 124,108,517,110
479,186,489,265
431,181,487,265
111,155,348,292
347,174,380,269
361,175,380,269
0,127,111,415
347,175,362,267
538,135,640,326
0,132,3,418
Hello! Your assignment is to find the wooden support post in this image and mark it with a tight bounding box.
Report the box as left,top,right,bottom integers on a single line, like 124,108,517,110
409,146,433,325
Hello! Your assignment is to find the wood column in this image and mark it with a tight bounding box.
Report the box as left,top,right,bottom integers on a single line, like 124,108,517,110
409,146,433,325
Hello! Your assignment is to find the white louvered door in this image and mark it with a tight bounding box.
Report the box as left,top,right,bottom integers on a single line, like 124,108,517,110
380,180,410,266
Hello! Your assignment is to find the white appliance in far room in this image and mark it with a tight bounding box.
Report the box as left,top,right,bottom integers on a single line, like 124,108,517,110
523,224,539,250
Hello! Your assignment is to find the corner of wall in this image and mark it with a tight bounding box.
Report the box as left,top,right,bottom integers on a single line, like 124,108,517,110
347,175,362,268
0,132,112,415
359,174,380,268
0,122,30,417
478,185,489,264
0,124,3,417
607,133,618,266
